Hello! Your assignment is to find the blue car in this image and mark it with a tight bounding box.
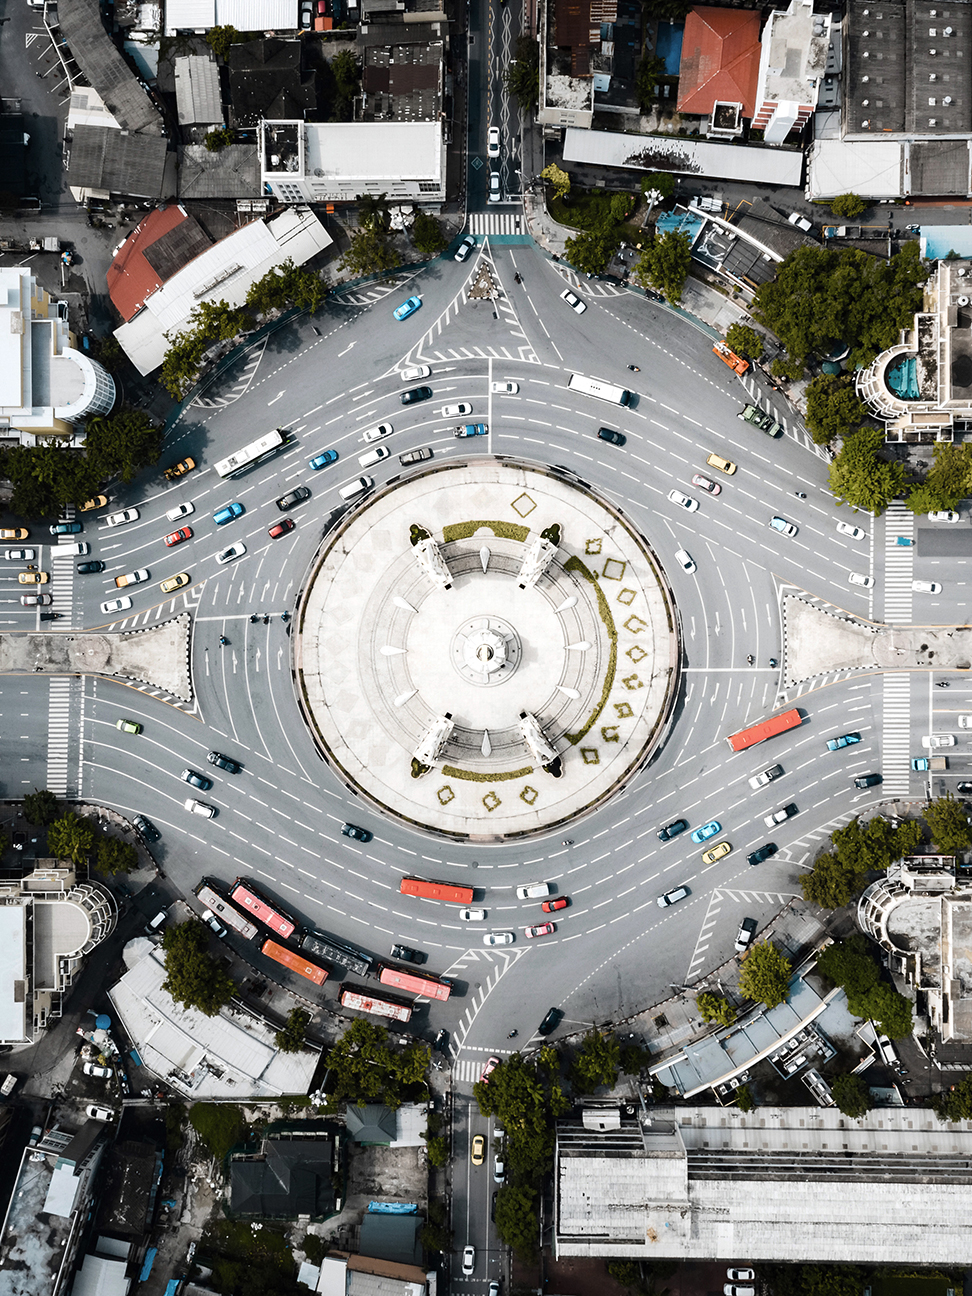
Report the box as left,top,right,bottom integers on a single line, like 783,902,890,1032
690,820,721,844
827,732,860,751
213,502,245,526
309,449,339,471
50,521,82,535
454,423,489,438
393,295,422,321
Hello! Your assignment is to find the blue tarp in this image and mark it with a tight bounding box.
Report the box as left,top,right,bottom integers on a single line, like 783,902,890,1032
164,1282,180,1296
139,1248,158,1282
368,1201,418,1214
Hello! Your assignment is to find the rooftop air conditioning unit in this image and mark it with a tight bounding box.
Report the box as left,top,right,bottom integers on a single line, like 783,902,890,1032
862,98,869,104
958,267,967,276
862,74,870,81
930,73,937,80
958,296,969,306
930,48,937,54
862,118,870,126
929,97,937,104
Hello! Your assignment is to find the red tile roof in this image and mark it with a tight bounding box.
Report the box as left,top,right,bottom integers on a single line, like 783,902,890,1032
676,6,762,118
106,205,188,323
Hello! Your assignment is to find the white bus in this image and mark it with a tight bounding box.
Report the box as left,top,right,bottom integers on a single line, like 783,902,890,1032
213,427,289,479
567,373,632,406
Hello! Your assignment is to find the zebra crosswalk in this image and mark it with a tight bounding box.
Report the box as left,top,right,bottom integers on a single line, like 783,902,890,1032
50,546,77,625
47,677,78,796
882,673,913,796
884,503,915,623
468,212,527,237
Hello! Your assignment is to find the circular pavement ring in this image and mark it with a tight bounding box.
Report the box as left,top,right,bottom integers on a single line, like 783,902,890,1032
294,458,680,842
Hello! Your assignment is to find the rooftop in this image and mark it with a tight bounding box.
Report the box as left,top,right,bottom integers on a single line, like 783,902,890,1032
174,54,223,127
106,205,212,322
302,120,444,185
177,144,261,199
67,125,171,201
358,41,443,122
755,0,829,111
57,0,161,134
230,1136,336,1217
562,126,804,187
228,38,317,127
676,6,762,118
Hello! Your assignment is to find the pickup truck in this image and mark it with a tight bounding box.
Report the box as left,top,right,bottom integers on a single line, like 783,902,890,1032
114,568,149,589
738,404,784,438
912,756,948,771
454,423,488,438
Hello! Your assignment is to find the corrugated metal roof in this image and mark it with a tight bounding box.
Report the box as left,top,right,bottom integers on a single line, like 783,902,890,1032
164,0,215,28
217,0,297,28
562,125,803,186
67,125,169,199
58,0,162,133
177,143,261,198
0,907,25,1042
174,55,223,126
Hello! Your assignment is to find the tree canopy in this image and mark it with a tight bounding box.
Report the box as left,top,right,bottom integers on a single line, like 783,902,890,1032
829,426,908,516
924,793,972,854
48,812,96,864
564,230,616,276
189,1102,247,1159
830,193,868,219
830,1073,873,1118
633,230,692,303
541,163,571,201
906,441,972,514
503,35,540,114
816,935,914,1039
725,323,763,361
323,1018,429,1109
338,226,401,278
23,788,59,825
161,920,236,1017
737,940,791,1009
245,259,327,316
932,1071,972,1121
411,210,448,257
571,1030,621,1092
802,816,922,908
96,834,138,875
804,374,871,446
635,55,667,112
695,991,736,1027
274,1008,310,1054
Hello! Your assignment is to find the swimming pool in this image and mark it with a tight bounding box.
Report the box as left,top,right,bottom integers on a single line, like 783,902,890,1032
655,21,684,76
886,355,920,400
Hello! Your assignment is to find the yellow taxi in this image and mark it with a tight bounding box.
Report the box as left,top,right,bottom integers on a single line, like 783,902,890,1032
701,840,731,865
706,452,737,476
18,570,49,584
0,528,28,541
160,572,191,593
471,1134,485,1166
80,495,108,511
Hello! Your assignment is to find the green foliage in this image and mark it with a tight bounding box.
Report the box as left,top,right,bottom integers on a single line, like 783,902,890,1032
541,163,571,201
754,242,927,370
620,1043,651,1074
695,991,736,1027
422,1132,449,1167
906,441,972,514
633,230,692,303
831,815,923,875
206,24,240,60
725,323,763,361
932,1071,972,1121
4,442,101,519
641,171,676,201
831,1072,873,1118
96,834,138,875
204,126,234,152
734,1084,754,1112
411,210,448,257
85,407,161,485
165,1102,185,1154
419,1200,452,1254
160,300,254,398
189,1102,247,1160
571,1030,621,1092
564,230,616,275
801,852,862,908
323,1018,429,1109
607,1259,642,1288
473,1051,569,1184
816,935,915,1040
924,792,972,853
829,426,908,516
737,941,792,1010
772,355,806,381
503,34,540,114
635,54,667,112
245,258,327,316
302,1235,326,1265
48,812,96,864
830,193,868,219
804,373,870,446
494,1183,538,1261
161,920,236,1017
356,192,391,234
275,1008,310,1054
324,49,360,120
23,788,59,825
203,1220,302,1296
868,982,914,1039
338,226,401,278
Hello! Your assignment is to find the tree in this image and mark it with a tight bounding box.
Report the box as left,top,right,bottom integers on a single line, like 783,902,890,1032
86,407,161,484
246,259,327,316
160,330,208,399
494,1183,538,1260
96,834,138,875
830,193,867,219
737,941,791,1010
206,24,239,60
189,1102,246,1159
189,298,254,343
161,920,236,1017
607,1260,643,1288
23,789,59,825
641,171,676,201
907,441,972,515
725,323,763,361
932,1071,972,1121
541,163,571,201
695,991,736,1027
829,425,908,516
830,815,922,875
422,1132,448,1167
330,49,360,118
411,210,448,257
831,1073,873,1118
564,229,616,275
356,192,391,234
925,792,972,853
275,1008,310,1053
801,853,864,909
323,1018,429,1108
4,442,103,518
734,1084,754,1113
339,227,401,278
868,983,914,1039
473,1051,569,1184
633,230,692,303
48,812,96,864
503,35,540,114
804,374,870,446
571,1030,621,1092
420,1200,452,1253
204,126,234,152
635,54,667,111
816,935,914,1039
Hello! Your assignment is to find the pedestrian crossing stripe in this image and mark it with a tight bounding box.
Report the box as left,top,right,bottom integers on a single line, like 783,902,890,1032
468,212,526,236
882,672,913,796
884,503,915,625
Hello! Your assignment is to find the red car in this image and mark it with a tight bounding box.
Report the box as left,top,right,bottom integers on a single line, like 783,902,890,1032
164,527,192,547
268,518,295,539
525,922,555,939
542,896,569,913
479,1055,501,1084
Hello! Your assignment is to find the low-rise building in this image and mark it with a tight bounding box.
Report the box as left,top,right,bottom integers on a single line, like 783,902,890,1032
174,54,223,130
230,1135,336,1217
316,1253,433,1296
676,6,762,138
751,0,831,142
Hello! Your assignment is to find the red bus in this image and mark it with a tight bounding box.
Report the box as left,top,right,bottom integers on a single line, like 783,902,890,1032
378,963,452,1002
400,876,474,905
261,939,328,986
340,987,412,1023
195,883,259,941
230,879,296,938
726,708,802,753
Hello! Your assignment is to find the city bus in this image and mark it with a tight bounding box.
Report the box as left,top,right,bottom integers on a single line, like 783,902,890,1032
261,939,327,986
340,986,412,1023
301,931,373,979
194,883,259,941
399,877,475,905
213,428,289,479
229,878,296,939
726,708,802,753
567,373,632,406
378,963,452,1002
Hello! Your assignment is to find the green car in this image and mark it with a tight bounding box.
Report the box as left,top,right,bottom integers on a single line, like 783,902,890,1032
116,718,143,735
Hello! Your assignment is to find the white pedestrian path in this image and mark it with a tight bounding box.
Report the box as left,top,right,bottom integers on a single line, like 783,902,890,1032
468,212,526,236
882,673,913,796
884,503,915,624
47,677,75,796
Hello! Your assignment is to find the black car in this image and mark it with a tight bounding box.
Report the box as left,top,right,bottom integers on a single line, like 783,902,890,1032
537,1007,561,1036
390,943,423,963
181,768,213,791
597,427,626,447
747,842,777,867
133,814,160,842
433,1028,448,1052
854,773,882,789
491,1191,497,1223
77,560,106,574
401,386,433,406
657,818,688,842
275,486,311,512
342,822,373,843
208,750,242,774
959,782,972,794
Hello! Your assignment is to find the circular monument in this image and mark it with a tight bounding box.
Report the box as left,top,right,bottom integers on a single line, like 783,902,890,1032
294,459,680,841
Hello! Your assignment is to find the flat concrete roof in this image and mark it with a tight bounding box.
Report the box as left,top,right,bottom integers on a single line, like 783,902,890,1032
0,908,25,1042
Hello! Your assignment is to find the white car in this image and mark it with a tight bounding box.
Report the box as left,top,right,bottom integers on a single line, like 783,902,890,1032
101,596,133,615
958,715,972,728
727,1271,755,1283
912,579,943,593
749,764,783,790
442,403,473,417
848,572,874,587
454,235,476,263
836,520,866,539
657,886,689,908
184,797,217,818
86,1104,115,1121
483,931,514,945
105,508,139,527
675,548,696,573
5,549,35,562
922,734,955,748
401,364,431,382
462,1245,475,1276
725,1287,755,1296
83,1061,112,1078
516,882,551,899
459,908,487,921
166,502,195,522
362,423,394,443
358,446,391,468
488,172,501,204
668,489,699,512
216,542,246,565
487,125,500,157
559,287,587,315
491,380,518,394
928,510,960,522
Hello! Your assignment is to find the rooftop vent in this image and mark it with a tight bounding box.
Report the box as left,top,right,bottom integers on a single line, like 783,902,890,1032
930,27,937,35
958,295,969,306
929,117,937,124
862,74,870,81
945,25,953,34
862,118,870,126
930,48,937,54
864,28,870,35
930,72,938,80
863,50,870,56
944,95,953,103
862,98,870,104
958,267,967,276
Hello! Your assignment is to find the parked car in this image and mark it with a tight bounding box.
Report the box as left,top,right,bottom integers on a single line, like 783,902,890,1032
928,510,960,522
202,909,227,938
597,427,626,447
132,814,160,842
83,1061,112,1078
493,1155,505,1183
749,764,783,789
826,732,860,751
735,918,758,952
86,1104,115,1121
393,295,422,321
657,819,688,841
727,1272,755,1285
105,509,139,527
276,487,310,511
747,842,777,866
341,822,372,842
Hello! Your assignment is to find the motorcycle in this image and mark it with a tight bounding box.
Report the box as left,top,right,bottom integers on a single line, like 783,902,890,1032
627,364,640,372
507,1029,518,1038
746,655,754,665
219,636,229,646
937,681,950,688
794,491,807,499
769,657,778,668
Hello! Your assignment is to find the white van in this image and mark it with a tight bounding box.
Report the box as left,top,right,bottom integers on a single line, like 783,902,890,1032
57,541,90,555
516,882,551,899
339,477,374,502
358,446,390,469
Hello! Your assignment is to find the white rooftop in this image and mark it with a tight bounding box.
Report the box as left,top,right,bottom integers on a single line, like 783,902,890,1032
755,0,829,111
165,0,294,31
303,121,443,185
70,1253,129,1296
0,907,26,1042
563,127,804,187
807,137,903,199
174,54,222,126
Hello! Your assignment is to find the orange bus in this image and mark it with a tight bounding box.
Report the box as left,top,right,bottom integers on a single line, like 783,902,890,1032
340,987,412,1023
726,708,802,753
378,963,452,1002
713,340,750,375
261,938,328,986
400,876,474,905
